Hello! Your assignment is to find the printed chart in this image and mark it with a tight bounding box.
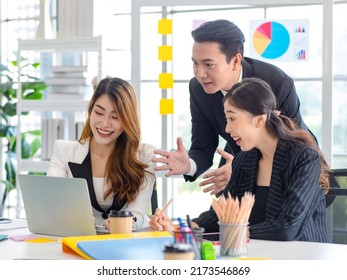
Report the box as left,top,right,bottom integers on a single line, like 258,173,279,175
252,21,290,59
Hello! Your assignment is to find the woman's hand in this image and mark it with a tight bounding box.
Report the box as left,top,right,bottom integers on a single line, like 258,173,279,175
103,218,110,230
149,208,175,232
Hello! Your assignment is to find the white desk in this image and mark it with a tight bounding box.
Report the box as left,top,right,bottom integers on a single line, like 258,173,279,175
0,227,80,260
1,223,347,260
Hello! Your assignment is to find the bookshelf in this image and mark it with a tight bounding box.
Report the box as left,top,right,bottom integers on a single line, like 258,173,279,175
16,36,103,174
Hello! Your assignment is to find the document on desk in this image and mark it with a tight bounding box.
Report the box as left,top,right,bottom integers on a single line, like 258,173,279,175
0,219,27,231
77,236,173,260
62,231,172,260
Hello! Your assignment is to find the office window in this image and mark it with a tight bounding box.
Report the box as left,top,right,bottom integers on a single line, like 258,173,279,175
333,3,347,168
0,0,57,217
0,0,41,217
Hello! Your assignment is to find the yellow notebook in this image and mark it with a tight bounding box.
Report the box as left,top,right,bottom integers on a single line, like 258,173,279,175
62,231,172,260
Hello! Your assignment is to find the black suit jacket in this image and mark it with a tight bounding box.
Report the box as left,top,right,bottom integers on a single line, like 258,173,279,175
193,139,328,242
185,57,314,181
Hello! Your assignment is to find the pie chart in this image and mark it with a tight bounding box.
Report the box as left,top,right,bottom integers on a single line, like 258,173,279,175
253,21,290,59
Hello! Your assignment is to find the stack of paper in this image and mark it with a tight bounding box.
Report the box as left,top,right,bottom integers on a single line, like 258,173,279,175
45,65,93,101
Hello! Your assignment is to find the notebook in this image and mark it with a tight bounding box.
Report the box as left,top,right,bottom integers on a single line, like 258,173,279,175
77,236,173,260
18,174,108,237
61,231,173,259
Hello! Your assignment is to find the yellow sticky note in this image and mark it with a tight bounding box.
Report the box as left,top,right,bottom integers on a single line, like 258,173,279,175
25,237,56,243
158,19,172,34
159,73,174,89
160,99,174,115
158,46,173,61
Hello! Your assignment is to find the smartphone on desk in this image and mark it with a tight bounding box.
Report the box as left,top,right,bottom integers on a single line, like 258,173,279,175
0,218,12,224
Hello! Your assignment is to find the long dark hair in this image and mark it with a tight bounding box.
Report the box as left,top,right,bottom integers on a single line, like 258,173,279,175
223,77,330,193
79,77,150,202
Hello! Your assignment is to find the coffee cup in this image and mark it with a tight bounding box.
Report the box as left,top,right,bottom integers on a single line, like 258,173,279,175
108,210,134,234
163,243,195,260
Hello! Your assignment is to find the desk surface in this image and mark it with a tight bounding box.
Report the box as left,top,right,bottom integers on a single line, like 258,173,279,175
1,224,347,260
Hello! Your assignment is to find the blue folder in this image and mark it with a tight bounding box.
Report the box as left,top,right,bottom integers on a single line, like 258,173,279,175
77,236,173,260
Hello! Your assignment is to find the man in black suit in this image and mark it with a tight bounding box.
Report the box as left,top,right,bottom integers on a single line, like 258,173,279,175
153,19,315,195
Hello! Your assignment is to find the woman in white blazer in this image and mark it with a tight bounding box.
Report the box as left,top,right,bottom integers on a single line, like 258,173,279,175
47,77,156,230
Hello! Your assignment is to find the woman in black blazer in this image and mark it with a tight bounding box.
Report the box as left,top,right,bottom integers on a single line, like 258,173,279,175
150,77,330,242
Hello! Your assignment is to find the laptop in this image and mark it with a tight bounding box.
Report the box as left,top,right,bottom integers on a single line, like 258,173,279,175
18,174,109,237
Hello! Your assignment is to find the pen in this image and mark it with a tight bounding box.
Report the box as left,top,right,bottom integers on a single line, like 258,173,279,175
158,198,173,215
186,214,201,260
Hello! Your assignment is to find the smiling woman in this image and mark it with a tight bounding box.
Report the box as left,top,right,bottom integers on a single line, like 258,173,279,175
150,77,330,243
46,77,157,230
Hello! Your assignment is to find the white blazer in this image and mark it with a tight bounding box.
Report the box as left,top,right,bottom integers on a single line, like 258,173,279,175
47,139,156,229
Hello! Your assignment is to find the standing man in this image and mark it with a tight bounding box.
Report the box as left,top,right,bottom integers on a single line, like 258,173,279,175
153,19,315,195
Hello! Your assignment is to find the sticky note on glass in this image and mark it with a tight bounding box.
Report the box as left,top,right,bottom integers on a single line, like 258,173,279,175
160,99,174,115
159,73,173,89
158,46,173,61
158,19,172,34
193,19,206,30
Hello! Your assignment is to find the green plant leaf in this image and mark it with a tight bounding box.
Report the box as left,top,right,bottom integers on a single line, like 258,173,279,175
24,91,43,100
0,124,11,137
31,62,40,68
0,82,15,99
4,154,16,183
29,138,41,157
26,129,42,136
21,137,32,159
0,180,16,205
0,112,9,124
2,102,16,117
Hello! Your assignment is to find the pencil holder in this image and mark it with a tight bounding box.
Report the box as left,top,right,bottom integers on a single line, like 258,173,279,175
173,227,204,246
173,226,204,260
218,222,248,257
192,227,205,251
173,226,191,245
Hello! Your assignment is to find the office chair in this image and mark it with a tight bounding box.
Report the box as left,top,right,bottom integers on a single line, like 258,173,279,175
326,169,347,206
325,168,347,244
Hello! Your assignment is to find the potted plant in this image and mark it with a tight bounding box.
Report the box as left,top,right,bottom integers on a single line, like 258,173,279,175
0,54,47,216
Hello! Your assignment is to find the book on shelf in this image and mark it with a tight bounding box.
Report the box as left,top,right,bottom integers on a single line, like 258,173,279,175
45,65,93,92
45,76,89,85
41,118,65,160
75,122,85,139
48,84,93,94
51,65,88,72
46,92,92,101
52,71,89,78
41,119,85,159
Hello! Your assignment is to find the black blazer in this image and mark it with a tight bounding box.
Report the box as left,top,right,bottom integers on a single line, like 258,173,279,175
68,153,126,220
192,139,328,243
186,57,313,181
